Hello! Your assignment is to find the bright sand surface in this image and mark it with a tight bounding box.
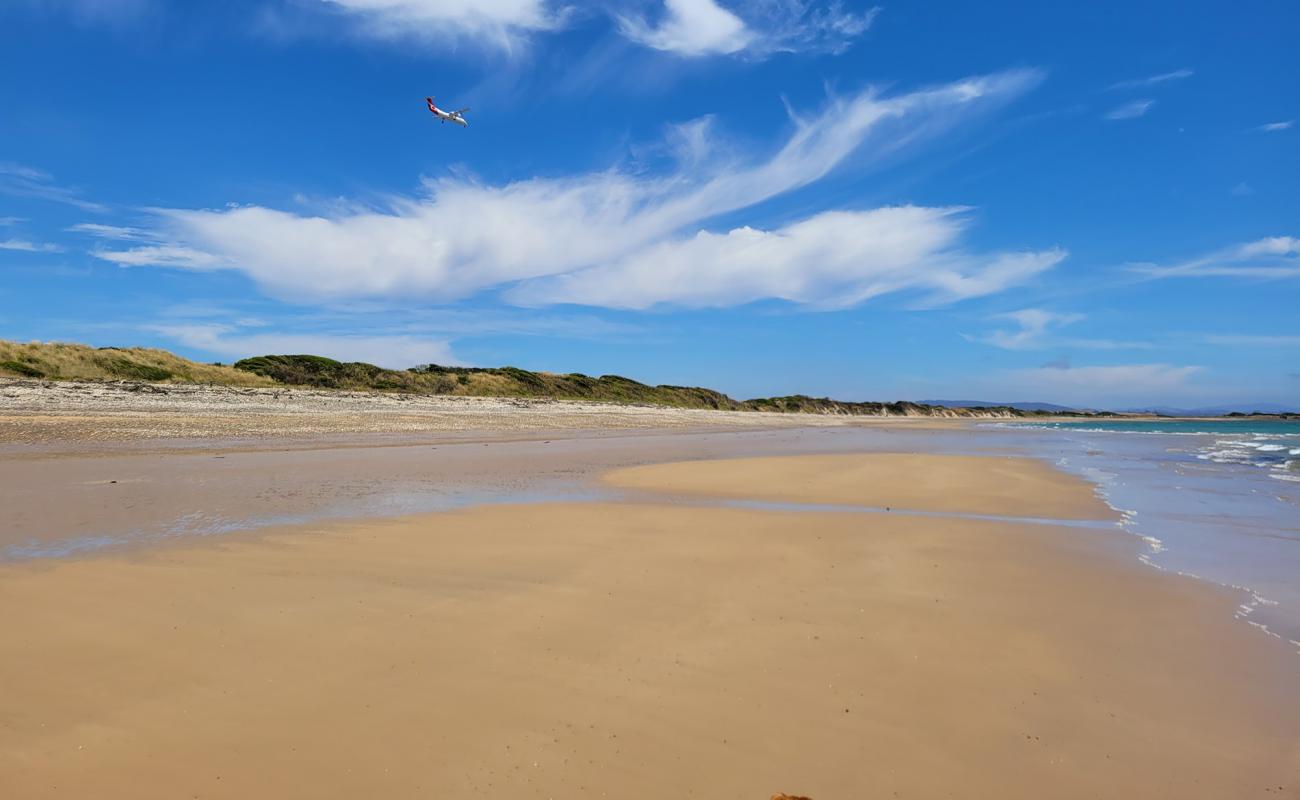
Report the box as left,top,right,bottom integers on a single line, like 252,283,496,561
605,452,1114,520
2,454,1297,798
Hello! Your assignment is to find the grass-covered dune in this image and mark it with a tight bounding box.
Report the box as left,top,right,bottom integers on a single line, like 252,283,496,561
0,340,276,387
233,354,738,409
0,340,1069,416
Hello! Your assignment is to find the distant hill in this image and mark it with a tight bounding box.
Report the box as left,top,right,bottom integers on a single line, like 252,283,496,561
1123,403,1299,416
0,339,1103,418
921,400,1086,413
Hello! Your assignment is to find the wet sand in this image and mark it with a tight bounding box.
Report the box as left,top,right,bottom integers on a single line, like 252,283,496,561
0,426,955,558
605,452,1113,519
1,449,1296,798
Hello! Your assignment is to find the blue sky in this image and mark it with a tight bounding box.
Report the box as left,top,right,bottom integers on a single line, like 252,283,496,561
1,0,1296,408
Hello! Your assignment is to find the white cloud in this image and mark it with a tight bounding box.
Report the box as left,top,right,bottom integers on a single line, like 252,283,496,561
619,0,751,56
0,162,107,212
96,245,225,269
0,238,65,253
1000,363,1204,408
618,0,878,58
308,0,564,50
1132,236,1299,279
510,207,1065,309
148,323,460,369
970,309,1153,351
1104,99,1155,120
68,222,155,240
1254,120,1294,132
0,216,25,226
1107,68,1193,91
95,70,1050,310
975,308,1085,350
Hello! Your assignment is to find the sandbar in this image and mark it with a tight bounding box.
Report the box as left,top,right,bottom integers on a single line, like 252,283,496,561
605,452,1114,519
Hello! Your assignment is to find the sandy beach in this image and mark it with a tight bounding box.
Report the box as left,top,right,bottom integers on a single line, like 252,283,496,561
7,2,1296,796
0,378,860,447
2,424,1297,798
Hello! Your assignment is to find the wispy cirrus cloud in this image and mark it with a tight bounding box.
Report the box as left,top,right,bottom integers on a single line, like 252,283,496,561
1107,68,1193,91
1131,236,1299,279
283,0,876,58
0,162,107,212
967,308,1151,351
301,0,566,51
970,309,1084,350
67,222,155,241
1104,99,1155,120
0,238,65,253
618,0,878,58
68,221,227,267
1254,120,1294,132
93,70,1058,311
96,245,224,269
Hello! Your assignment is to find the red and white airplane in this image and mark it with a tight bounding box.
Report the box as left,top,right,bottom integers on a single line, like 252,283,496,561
426,96,469,127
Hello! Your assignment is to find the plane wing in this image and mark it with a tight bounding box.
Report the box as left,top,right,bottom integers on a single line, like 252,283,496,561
451,107,470,115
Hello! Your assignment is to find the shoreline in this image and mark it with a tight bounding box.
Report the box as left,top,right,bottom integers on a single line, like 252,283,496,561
5,417,1296,651
2,448,1295,797
4,419,1296,651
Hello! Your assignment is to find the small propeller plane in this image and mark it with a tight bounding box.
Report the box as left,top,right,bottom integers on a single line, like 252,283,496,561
426,96,469,127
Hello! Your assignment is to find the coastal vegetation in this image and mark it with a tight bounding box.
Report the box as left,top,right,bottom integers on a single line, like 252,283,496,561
0,339,1085,417
0,340,275,387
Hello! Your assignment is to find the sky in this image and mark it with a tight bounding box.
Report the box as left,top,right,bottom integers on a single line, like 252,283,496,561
1,0,1297,409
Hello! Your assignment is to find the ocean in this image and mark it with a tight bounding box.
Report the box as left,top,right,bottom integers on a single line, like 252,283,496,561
1002,419,1300,650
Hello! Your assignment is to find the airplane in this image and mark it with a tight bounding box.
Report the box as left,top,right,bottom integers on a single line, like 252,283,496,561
426,96,469,127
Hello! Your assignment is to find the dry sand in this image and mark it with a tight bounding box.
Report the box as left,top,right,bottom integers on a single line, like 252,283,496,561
1,453,1296,798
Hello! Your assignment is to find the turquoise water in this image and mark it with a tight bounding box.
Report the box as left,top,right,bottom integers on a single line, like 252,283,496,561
1023,419,1300,436
998,420,1300,649
1015,419,1300,482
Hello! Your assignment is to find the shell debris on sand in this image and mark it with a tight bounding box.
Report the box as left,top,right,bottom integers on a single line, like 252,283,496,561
0,378,856,445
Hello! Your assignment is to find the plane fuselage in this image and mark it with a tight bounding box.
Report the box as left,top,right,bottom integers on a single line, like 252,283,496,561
429,104,468,126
